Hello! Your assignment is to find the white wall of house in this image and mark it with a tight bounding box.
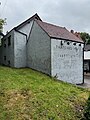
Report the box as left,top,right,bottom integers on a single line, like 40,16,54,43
51,39,84,84
13,20,34,68
0,18,84,85
84,51,90,60
0,29,14,67
27,21,51,75
0,20,34,68
14,31,27,68
18,20,33,38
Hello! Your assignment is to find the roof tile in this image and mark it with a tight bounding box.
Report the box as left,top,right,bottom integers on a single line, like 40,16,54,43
36,20,83,43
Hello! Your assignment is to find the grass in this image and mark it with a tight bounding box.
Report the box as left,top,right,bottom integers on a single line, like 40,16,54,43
0,66,89,120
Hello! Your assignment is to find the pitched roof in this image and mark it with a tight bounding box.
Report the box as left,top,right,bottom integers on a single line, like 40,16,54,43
36,20,83,43
3,14,42,37
15,13,42,30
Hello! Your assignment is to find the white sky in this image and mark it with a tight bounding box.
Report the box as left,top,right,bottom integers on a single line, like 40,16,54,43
0,0,90,34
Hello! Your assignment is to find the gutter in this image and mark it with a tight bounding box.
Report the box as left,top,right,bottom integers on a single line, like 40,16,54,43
14,28,27,40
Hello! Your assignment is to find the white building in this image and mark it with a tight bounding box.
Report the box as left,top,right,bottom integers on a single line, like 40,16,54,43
0,13,42,67
84,44,90,72
0,14,84,84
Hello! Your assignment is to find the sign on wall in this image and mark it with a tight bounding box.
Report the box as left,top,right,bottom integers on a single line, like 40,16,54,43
51,39,83,84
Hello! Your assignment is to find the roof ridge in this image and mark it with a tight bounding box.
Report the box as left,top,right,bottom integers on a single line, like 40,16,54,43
35,19,66,29
15,13,42,30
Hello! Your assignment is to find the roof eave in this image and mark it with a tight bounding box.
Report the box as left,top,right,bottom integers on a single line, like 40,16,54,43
50,36,84,44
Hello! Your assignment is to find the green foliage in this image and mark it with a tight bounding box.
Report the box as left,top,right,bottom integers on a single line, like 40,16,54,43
0,66,89,120
84,95,90,120
0,18,6,32
80,32,90,44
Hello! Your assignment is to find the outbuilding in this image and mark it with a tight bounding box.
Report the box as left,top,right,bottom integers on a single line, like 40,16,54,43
84,44,90,72
27,20,84,84
0,14,84,84
0,13,42,67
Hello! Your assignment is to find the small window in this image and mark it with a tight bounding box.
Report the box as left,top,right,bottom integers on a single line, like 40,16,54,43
4,56,6,60
67,42,70,45
61,41,63,46
4,44,6,48
8,35,11,46
73,43,76,45
79,44,81,46
8,60,10,65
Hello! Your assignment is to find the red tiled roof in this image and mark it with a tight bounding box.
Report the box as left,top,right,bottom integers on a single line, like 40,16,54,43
36,20,83,43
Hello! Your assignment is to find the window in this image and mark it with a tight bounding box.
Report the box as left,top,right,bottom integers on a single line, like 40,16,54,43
4,44,6,48
61,41,63,46
4,56,6,60
73,43,76,46
8,60,10,65
67,42,70,45
79,44,81,46
8,35,11,46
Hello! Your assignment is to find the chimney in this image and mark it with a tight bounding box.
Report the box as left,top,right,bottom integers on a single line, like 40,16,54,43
74,32,82,40
70,30,74,34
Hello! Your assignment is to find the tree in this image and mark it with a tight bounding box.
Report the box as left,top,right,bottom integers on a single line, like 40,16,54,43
80,32,90,44
0,18,6,45
0,18,6,32
83,95,90,120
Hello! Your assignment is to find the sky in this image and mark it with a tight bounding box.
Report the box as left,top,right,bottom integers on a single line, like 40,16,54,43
0,0,90,34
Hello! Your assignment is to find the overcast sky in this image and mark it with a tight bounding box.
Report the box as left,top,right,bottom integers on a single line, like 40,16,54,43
0,0,90,34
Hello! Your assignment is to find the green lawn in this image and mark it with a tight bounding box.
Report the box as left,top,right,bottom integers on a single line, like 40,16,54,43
0,66,89,120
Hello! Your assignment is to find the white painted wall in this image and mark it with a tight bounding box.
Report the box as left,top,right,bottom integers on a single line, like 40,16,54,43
18,21,33,38
0,30,14,67
27,21,51,75
84,51,90,60
51,39,84,84
14,31,27,68
13,20,34,68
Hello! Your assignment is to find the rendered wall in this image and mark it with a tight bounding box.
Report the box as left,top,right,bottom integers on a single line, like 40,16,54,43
18,21,33,38
51,39,84,84
27,21,51,75
14,31,27,68
13,20,34,68
0,30,14,67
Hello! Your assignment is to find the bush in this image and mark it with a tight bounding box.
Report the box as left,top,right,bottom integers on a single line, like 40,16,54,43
84,95,90,120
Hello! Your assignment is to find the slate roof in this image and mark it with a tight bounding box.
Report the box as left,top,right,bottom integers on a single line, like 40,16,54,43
36,20,83,43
